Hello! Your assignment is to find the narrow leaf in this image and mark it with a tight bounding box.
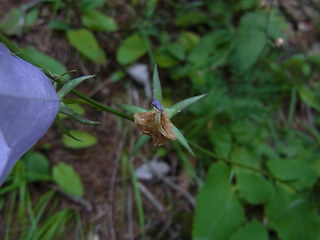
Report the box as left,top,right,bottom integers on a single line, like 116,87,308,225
152,64,162,104
58,75,95,99
166,94,207,118
118,104,148,114
59,103,100,125
129,135,151,159
173,125,195,156
55,116,81,141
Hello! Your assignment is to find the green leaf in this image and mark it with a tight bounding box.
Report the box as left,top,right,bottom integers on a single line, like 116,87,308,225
48,19,69,31
116,34,147,65
267,159,318,189
21,152,51,179
230,221,269,240
0,9,21,35
166,94,206,118
208,127,232,159
118,104,147,114
178,31,200,52
265,185,320,240
146,0,158,18
53,163,83,196
23,47,70,80
59,103,100,125
175,12,207,27
58,75,95,99
298,85,320,111
193,162,245,240
129,135,151,159
66,29,106,63
82,10,118,32
173,125,194,156
152,64,163,104
155,47,180,68
167,43,185,61
236,172,274,204
80,0,105,12
62,129,98,149
59,103,85,119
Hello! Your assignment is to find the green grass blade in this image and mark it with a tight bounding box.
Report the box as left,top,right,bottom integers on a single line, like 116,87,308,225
129,162,146,240
58,75,95,99
166,94,207,118
152,64,162,104
128,135,151,159
173,125,195,156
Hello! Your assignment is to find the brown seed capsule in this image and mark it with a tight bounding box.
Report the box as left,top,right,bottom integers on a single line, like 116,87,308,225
134,110,177,146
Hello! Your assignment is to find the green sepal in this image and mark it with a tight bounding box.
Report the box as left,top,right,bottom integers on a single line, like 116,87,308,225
59,102,100,125
58,75,95,99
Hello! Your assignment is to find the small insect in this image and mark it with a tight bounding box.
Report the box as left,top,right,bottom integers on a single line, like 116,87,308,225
151,98,163,112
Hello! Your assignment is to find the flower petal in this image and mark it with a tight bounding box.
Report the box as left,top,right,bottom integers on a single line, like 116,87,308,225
0,43,60,184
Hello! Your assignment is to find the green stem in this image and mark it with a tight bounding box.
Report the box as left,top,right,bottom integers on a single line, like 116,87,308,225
188,140,298,191
71,90,134,121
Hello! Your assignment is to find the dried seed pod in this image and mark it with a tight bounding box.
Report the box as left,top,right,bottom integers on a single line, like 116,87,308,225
134,110,176,146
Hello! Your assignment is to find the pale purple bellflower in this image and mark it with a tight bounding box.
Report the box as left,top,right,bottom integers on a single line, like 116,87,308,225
0,43,60,185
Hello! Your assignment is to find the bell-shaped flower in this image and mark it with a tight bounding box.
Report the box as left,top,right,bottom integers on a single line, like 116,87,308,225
0,43,60,185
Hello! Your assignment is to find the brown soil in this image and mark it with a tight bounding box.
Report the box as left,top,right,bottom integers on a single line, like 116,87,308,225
0,1,194,239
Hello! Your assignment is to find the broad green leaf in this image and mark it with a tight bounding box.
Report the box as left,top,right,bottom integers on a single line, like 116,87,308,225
178,31,200,52
155,47,180,68
0,9,21,35
67,29,106,63
53,162,84,196
231,147,260,169
232,27,266,73
299,85,320,111
58,75,95,99
23,47,70,80
116,34,147,65
21,152,51,178
166,94,206,118
236,172,274,204
167,43,185,61
129,135,151,159
230,221,268,240
0,7,38,35
173,125,194,156
82,10,118,32
208,127,232,159
152,64,163,104
59,103,100,125
193,162,245,240
267,159,318,189
80,0,105,12
48,19,69,31
146,0,158,18
118,104,147,114
62,129,97,149
175,12,207,27
265,185,320,240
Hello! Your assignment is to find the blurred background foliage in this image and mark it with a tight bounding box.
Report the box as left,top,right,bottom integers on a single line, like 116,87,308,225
1,0,320,239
